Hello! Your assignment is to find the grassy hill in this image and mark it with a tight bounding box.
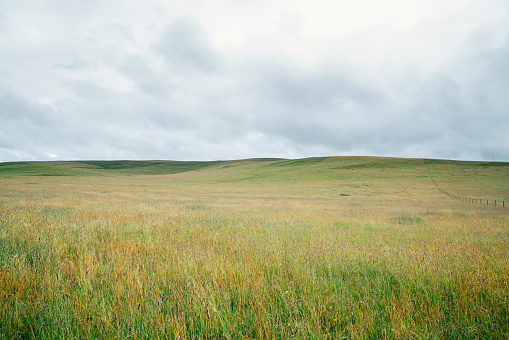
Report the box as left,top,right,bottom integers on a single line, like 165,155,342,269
1,156,508,202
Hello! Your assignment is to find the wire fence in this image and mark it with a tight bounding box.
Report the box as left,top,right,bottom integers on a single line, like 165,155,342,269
428,167,506,208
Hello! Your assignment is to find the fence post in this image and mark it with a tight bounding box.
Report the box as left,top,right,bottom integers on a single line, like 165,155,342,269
495,200,496,206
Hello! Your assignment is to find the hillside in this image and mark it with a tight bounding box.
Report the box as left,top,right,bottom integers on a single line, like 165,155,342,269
1,156,508,202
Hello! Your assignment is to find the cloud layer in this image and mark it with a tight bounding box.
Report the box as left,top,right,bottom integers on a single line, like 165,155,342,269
1,0,508,161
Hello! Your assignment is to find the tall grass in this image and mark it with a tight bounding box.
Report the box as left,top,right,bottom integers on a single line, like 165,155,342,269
1,157,508,339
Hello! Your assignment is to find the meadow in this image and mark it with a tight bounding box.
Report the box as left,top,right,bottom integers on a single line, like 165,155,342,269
0,156,508,339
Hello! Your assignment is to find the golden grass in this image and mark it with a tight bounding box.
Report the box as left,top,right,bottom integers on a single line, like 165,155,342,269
1,157,508,339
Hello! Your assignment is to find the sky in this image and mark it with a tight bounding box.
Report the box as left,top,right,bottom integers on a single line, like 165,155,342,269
1,0,508,162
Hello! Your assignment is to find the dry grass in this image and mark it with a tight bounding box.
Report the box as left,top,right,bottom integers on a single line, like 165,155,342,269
1,157,508,339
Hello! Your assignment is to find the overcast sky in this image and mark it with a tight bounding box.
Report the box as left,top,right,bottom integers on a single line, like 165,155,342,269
1,0,508,162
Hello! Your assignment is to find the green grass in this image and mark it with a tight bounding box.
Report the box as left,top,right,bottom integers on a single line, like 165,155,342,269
77,160,226,174
0,156,508,339
0,159,232,177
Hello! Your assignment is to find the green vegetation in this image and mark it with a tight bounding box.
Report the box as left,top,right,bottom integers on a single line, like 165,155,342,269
0,160,233,177
77,160,226,174
1,156,508,339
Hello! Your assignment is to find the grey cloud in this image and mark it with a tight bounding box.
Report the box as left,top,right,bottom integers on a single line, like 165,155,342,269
214,42,509,161
259,64,380,112
0,13,6,31
0,95,55,128
119,56,173,97
221,62,393,148
0,94,166,160
390,39,509,160
154,18,220,73
0,95,70,160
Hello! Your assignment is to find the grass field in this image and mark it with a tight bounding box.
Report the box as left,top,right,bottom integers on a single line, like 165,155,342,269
1,156,508,339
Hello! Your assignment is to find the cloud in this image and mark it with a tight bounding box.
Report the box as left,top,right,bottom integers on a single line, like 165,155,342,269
154,18,220,73
0,0,508,162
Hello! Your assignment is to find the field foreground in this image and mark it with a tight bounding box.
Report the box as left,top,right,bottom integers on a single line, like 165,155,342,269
1,157,508,339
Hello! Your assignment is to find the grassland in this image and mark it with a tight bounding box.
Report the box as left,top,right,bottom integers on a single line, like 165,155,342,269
1,156,508,339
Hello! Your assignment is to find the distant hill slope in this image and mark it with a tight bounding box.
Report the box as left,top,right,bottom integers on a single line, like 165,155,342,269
0,158,283,176
1,156,508,202
0,157,507,177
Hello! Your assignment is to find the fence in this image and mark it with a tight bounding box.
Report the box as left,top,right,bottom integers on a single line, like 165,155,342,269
428,167,506,208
